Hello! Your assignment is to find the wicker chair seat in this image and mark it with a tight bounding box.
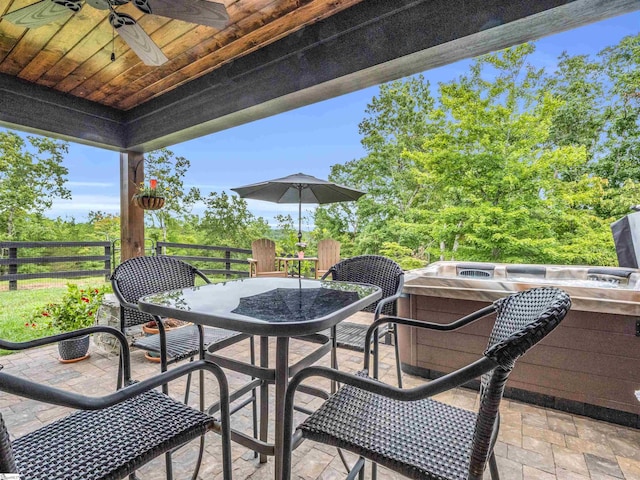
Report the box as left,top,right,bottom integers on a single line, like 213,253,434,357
11,389,214,480
336,321,388,351
315,322,389,351
299,371,476,480
133,324,245,362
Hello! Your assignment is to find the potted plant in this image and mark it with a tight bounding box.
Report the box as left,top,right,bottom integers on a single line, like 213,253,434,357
132,178,165,210
295,241,307,259
31,284,108,363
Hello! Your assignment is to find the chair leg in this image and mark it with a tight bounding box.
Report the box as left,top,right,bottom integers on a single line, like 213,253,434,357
165,451,173,480
117,353,124,390
345,457,364,480
183,357,194,404
372,461,377,480
331,325,338,394
189,436,206,480
372,327,380,380
250,336,259,458
393,326,403,388
489,452,500,479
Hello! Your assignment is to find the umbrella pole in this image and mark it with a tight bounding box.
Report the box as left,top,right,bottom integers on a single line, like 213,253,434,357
298,186,303,244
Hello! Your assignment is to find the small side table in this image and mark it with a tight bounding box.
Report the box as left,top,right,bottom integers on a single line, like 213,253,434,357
277,256,319,279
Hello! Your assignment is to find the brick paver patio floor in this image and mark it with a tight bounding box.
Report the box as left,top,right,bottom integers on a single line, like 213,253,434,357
2,314,640,480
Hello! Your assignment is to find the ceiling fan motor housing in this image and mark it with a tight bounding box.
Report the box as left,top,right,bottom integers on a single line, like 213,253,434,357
52,0,82,12
84,0,127,9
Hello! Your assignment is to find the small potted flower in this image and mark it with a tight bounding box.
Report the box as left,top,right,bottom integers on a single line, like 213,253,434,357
132,178,165,210
295,242,307,258
30,284,108,363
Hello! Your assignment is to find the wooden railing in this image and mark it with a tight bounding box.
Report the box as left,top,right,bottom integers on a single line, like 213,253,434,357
155,242,252,278
0,241,111,291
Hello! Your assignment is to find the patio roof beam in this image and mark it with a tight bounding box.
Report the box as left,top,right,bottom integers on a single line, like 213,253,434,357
123,0,639,152
0,73,126,150
0,0,637,152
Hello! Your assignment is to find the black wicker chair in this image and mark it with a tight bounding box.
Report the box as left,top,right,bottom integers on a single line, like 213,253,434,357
320,255,404,386
111,255,259,457
0,326,232,480
111,256,253,381
283,287,571,480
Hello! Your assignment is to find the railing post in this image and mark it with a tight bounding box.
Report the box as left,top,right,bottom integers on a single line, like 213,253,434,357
225,250,231,279
155,242,163,256
104,244,112,280
8,246,17,291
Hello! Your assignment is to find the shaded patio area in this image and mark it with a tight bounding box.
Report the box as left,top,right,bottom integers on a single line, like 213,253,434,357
1,311,639,480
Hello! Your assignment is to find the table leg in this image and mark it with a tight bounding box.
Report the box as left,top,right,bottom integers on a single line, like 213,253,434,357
259,336,269,464
274,336,290,480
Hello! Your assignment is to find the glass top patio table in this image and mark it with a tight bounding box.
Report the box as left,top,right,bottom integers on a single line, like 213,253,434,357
137,277,381,337
138,277,381,479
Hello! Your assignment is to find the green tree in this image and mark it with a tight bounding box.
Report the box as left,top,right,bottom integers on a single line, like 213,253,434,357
593,34,640,188
199,191,269,247
319,43,621,266
0,131,70,239
87,211,120,241
544,34,640,219
315,76,436,262
411,44,614,264
143,148,200,242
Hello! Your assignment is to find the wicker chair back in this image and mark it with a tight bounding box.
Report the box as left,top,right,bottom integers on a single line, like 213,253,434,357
468,287,571,478
111,255,201,328
328,255,403,315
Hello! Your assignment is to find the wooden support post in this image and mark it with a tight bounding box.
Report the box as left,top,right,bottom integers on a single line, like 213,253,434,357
120,151,145,262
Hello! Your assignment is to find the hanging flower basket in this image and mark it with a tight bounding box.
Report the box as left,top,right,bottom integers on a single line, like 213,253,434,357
133,194,165,210
133,178,165,210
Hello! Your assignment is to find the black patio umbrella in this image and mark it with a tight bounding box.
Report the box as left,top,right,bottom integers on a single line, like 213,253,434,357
231,173,365,243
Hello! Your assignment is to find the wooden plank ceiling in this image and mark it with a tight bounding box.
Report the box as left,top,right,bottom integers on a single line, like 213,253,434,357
0,0,364,111
2,0,639,152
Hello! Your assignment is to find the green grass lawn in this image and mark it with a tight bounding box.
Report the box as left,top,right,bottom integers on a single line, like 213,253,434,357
0,287,65,351
0,280,111,355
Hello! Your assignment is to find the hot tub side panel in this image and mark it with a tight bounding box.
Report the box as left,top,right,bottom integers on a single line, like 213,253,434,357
397,294,640,427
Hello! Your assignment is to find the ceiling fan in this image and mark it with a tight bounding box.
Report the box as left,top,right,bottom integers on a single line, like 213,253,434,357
1,0,229,66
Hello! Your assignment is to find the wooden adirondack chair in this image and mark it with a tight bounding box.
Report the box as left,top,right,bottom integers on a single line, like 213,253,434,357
316,239,341,278
248,238,287,277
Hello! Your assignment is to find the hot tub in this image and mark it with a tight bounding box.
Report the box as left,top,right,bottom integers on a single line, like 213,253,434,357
398,261,640,427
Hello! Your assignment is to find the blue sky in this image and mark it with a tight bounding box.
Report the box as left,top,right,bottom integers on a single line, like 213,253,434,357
33,11,640,225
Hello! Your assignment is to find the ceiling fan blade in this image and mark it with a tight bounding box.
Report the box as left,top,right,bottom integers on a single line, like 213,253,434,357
110,12,168,66
2,0,80,28
143,0,228,29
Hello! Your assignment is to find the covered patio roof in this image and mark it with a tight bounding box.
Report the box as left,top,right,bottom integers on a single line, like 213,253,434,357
1,0,638,259
1,0,638,153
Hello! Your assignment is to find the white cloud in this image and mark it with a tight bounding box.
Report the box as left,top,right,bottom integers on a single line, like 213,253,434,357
66,181,114,188
49,194,120,215
185,183,231,191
